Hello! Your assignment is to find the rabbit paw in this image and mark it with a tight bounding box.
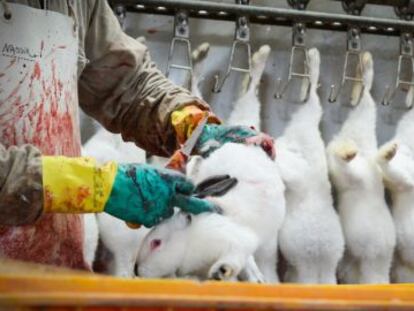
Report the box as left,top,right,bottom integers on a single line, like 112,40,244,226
240,265,265,283
209,263,236,281
333,140,358,162
378,142,398,162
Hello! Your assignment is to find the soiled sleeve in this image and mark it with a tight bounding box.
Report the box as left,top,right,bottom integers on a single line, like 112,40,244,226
0,144,43,226
78,0,211,157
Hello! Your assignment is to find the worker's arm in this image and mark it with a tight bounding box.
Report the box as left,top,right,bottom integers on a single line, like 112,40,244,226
42,157,218,228
0,144,43,225
78,0,217,157
0,143,217,227
79,0,274,159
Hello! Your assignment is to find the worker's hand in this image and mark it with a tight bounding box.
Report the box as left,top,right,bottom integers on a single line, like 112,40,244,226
42,157,219,228
170,105,275,159
194,124,275,160
104,164,219,227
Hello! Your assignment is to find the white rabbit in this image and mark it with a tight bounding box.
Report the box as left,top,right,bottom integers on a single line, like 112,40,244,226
377,89,414,283
83,213,99,270
276,48,344,284
327,52,396,284
188,46,285,283
97,213,150,277
189,143,285,283
82,126,147,165
137,211,260,281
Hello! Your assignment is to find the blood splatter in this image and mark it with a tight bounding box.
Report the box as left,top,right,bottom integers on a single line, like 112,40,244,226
76,186,91,207
43,186,54,212
31,62,41,81
0,50,85,269
0,214,88,270
0,58,81,156
146,28,158,34
4,58,16,70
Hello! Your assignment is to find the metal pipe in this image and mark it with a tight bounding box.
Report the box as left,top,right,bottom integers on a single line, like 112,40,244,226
113,0,414,36
331,0,408,6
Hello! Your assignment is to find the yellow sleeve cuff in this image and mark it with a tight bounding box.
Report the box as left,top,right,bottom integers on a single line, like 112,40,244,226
42,156,117,214
171,105,220,145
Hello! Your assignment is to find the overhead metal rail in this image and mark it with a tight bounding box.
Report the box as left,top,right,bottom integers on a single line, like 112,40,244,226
331,0,414,19
111,0,414,37
332,0,410,7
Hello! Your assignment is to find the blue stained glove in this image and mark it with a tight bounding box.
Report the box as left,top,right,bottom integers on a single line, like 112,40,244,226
195,124,276,159
104,164,217,228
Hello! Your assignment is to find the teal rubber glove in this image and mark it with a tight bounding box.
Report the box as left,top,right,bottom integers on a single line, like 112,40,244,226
195,124,276,159
104,164,218,228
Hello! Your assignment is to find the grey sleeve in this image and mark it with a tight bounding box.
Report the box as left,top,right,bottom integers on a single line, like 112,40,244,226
0,144,44,226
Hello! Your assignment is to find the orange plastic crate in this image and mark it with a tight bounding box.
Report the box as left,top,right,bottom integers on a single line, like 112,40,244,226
0,260,414,310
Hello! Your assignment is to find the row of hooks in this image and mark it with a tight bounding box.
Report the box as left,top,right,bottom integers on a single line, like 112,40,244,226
164,0,414,109
117,0,414,38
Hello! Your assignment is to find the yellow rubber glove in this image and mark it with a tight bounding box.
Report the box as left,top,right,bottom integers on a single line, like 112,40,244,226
42,157,117,213
171,105,276,160
42,157,218,227
171,105,220,145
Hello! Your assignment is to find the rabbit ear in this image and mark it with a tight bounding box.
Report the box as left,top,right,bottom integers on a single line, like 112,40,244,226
174,212,192,229
186,214,192,224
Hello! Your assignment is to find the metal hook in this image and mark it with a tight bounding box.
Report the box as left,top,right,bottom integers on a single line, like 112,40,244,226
114,5,127,30
166,10,193,90
329,27,365,106
342,0,367,16
212,40,251,93
274,23,311,103
381,33,414,108
287,0,310,10
394,0,414,21
212,1,251,93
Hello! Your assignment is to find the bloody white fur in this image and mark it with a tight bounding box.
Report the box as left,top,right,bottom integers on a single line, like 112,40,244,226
377,89,414,283
276,48,344,284
327,52,396,284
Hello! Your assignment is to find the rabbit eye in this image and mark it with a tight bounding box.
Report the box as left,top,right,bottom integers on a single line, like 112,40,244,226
150,239,162,251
